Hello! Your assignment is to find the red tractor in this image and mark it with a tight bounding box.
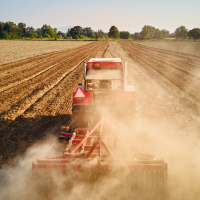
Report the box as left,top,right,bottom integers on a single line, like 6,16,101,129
32,58,167,193
71,58,136,132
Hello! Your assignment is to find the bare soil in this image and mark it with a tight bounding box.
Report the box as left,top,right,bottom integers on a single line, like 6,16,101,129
0,41,200,199
134,41,200,57
0,40,90,65
114,41,200,199
0,42,109,167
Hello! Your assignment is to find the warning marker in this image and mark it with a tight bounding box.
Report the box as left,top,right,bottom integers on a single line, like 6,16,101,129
74,88,85,98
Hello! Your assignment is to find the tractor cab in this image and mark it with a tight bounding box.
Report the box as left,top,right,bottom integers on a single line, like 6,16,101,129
85,58,124,91
72,58,136,130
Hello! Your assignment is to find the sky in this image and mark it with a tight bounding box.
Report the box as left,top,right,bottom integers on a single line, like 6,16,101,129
0,0,200,33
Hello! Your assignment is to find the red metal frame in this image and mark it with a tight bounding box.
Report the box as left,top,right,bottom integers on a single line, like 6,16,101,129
33,117,168,181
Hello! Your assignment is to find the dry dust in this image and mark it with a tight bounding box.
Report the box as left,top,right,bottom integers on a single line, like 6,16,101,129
109,41,200,200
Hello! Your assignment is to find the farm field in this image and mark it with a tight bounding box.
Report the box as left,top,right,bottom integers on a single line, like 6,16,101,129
115,41,200,199
0,40,91,65
114,41,200,139
0,41,200,199
134,41,200,57
0,41,110,168
119,41,200,105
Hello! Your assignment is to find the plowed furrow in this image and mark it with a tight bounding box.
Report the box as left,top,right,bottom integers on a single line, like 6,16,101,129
23,43,109,119
0,46,96,93
119,42,200,110
23,44,106,119
131,42,200,63
0,42,109,167
124,42,200,77
0,43,95,88
0,42,104,132
0,43,101,115
0,42,92,72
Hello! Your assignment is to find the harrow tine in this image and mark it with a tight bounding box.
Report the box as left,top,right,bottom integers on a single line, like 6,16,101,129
72,119,102,153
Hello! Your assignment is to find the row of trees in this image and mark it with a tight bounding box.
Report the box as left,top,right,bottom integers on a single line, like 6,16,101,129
0,21,57,39
132,25,200,41
1,21,199,41
120,31,131,39
132,26,170,40
175,26,200,41
0,21,131,40
67,26,109,40
66,26,131,40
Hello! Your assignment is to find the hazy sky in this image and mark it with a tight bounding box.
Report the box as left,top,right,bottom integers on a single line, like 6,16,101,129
0,0,199,33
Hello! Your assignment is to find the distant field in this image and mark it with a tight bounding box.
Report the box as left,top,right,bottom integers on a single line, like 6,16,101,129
133,41,200,57
0,40,91,65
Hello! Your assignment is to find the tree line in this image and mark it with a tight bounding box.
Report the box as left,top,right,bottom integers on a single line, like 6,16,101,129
132,25,200,41
0,21,199,41
176,26,200,41
66,26,109,40
132,26,170,40
0,21,131,40
0,21,57,39
66,26,130,40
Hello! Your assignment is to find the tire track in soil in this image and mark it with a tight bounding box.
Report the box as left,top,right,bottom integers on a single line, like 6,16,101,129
24,43,108,119
132,42,200,64
37,43,110,119
124,43,200,79
0,47,95,93
0,43,96,91
112,43,200,200
0,48,98,116
0,42,91,71
0,43,101,122
131,43,200,72
119,42,200,112
0,42,109,167
111,42,200,138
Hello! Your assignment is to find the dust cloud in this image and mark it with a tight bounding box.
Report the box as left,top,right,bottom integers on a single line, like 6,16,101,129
136,119,200,200
0,133,158,200
0,137,58,200
110,41,200,200
1,115,199,200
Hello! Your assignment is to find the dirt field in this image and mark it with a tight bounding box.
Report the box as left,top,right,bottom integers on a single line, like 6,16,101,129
116,41,200,139
134,41,200,57
116,41,200,199
0,41,200,200
0,40,90,65
0,42,110,166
